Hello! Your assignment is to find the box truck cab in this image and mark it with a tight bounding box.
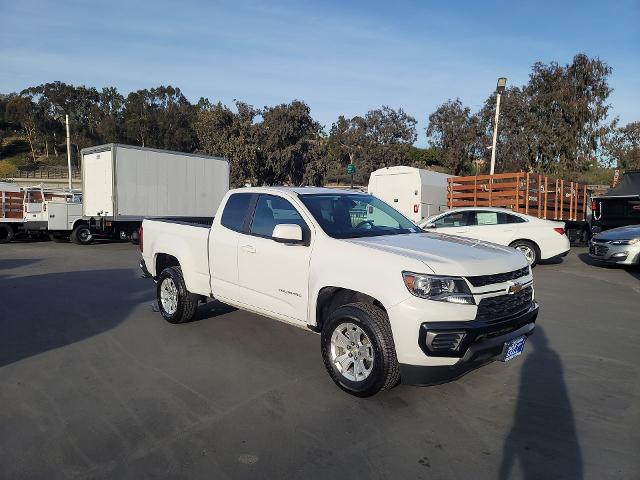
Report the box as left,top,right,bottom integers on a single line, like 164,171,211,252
367,166,452,224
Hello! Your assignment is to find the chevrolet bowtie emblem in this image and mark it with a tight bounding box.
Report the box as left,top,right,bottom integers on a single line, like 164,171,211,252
507,281,523,294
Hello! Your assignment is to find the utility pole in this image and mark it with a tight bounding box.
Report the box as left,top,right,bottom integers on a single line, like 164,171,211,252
489,77,507,175
65,114,72,190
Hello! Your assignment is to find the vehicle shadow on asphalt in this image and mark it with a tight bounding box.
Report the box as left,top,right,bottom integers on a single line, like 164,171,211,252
0,268,153,367
499,327,583,479
0,258,41,270
576,252,640,281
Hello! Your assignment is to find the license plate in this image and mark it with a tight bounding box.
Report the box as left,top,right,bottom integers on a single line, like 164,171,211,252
501,335,526,362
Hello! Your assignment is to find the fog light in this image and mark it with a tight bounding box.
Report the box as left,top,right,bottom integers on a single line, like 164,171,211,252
611,252,628,259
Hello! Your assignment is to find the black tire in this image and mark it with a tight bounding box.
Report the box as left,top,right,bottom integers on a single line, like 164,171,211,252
321,302,400,397
156,266,199,324
0,224,14,244
70,224,93,245
49,233,69,243
510,239,540,267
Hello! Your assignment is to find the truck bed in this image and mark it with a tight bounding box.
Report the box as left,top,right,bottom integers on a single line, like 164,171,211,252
141,218,213,295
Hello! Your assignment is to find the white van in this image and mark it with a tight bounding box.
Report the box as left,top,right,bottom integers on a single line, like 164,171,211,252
367,166,452,223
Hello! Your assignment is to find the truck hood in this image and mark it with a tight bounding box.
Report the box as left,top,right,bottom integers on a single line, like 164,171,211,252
347,232,528,277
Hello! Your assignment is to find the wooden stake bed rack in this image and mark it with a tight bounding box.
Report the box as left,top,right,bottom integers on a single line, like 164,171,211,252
447,172,588,222
1,186,72,221
1,190,25,220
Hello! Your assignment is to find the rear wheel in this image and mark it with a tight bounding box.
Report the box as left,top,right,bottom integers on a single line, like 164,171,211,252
0,224,14,244
70,224,93,245
156,266,199,324
321,302,400,397
510,240,539,267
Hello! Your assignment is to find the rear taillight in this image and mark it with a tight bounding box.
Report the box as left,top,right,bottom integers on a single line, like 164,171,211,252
553,227,565,235
591,200,597,211
139,225,143,252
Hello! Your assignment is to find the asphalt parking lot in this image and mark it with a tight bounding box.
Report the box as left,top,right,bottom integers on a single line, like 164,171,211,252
1,241,639,479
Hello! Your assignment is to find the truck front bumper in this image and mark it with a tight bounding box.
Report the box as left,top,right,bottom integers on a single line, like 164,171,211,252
392,301,538,386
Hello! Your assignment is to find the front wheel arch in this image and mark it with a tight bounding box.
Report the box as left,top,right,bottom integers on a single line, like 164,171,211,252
314,286,387,332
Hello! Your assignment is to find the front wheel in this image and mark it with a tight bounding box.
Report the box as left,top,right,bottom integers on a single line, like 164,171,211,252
156,266,199,324
510,240,539,267
321,302,400,397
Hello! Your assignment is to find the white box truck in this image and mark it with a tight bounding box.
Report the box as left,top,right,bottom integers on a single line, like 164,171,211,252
68,144,229,245
367,166,452,223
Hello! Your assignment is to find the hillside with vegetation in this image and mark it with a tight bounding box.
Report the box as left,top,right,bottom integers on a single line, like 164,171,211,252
1,53,637,186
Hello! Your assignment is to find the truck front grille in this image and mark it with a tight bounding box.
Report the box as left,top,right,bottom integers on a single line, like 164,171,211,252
476,287,533,323
466,266,529,288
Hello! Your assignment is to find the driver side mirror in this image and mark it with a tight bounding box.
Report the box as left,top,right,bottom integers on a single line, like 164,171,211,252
272,224,304,244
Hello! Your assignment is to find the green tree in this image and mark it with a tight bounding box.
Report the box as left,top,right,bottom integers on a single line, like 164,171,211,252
5,95,41,163
525,54,612,173
96,87,125,143
604,121,640,170
477,86,538,172
426,99,482,175
257,100,324,186
328,106,417,182
195,100,259,187
124,86,197,151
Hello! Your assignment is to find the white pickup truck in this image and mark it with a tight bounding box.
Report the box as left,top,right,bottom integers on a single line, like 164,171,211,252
140,187,538,397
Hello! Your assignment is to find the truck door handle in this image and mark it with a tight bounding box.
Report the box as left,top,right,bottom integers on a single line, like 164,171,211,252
241,244,256,253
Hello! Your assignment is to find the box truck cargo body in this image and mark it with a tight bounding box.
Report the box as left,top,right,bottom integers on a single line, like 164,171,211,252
367,166,452,223
82,144,229,219
75,144,229,244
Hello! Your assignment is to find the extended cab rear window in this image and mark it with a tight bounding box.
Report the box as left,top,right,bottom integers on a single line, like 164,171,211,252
221,193,253,232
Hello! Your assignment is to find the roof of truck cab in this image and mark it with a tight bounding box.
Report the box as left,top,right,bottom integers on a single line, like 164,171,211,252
235,186,365,195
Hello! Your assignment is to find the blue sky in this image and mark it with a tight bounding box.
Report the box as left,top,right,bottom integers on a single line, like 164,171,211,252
1,0,638,145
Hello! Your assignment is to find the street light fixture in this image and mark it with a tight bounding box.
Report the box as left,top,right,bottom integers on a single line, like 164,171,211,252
489,77,507,175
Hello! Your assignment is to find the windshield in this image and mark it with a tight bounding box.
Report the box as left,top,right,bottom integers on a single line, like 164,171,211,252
299,193,421,239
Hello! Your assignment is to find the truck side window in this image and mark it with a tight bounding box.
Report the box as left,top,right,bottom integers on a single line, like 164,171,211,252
251,195,306,237
221,193,253,232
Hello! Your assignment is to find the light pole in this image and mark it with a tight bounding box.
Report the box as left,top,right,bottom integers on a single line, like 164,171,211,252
489,77,507,175
65,114,72,190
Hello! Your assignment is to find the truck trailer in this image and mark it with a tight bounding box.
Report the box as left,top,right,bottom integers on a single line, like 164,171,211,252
367,166,452,223
69,144,229,244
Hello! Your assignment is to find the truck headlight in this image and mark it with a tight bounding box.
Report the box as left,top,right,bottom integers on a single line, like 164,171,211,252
402,272,475,305
610,238,639,245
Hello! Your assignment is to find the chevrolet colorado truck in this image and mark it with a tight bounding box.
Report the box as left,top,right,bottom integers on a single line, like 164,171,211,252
139,187,538,397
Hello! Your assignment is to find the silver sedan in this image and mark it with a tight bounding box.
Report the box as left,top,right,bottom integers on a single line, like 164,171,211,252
589,225,640,266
